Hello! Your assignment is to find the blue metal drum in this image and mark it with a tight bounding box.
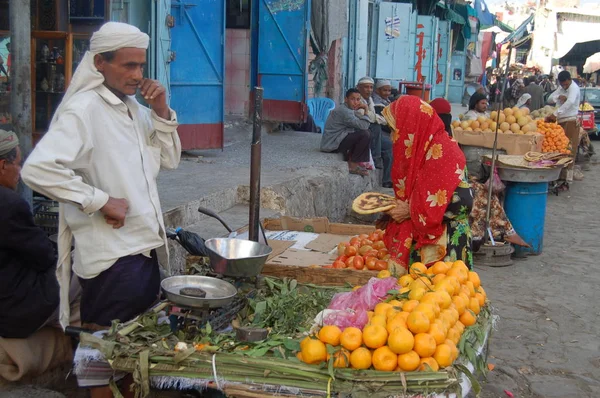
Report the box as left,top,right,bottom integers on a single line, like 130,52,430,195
504,182,549,256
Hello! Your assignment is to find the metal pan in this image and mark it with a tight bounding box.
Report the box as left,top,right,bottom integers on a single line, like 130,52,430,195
161,275,237,309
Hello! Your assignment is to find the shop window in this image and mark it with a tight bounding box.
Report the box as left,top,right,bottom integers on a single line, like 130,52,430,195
0,0,8,31
226,0,251,30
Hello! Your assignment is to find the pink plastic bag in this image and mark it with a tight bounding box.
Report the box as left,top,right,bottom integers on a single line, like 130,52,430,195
324,310,370,330
327,277,399,312
486,167,505,195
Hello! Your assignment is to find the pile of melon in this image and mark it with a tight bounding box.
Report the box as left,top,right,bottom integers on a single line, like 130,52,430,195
452,107,540,135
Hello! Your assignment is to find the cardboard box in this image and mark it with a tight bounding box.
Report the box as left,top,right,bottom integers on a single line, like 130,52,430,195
453,129,543,155
260,217,378,286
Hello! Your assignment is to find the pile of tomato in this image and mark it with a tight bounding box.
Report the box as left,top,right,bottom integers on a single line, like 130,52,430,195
324,230,390,271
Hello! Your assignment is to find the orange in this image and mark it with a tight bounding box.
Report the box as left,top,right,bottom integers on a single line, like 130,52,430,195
455,321,466,334
447,268,467,284
465,281,476,297
301,339,327,364
452,260,469,272
328,348,350,368
386,307,401,321
350,347,371,369
377,270,391,279
436,290,452,310
409,262,427,278
475,292,485,307
428,323,447,345
300,336,313,350
397,350,421,371
411,276,433,289
362,325,389,349
469,297,481,315
452,295,467,315
388,299,404,308
478,286,487,302
433,343,453,368
350,347,372,370
388,327,415,354
413,333,437,358
468,271,481,288
399,274,415,287
370,314,388,328
340,327,363,351
386,315,407,334
432,274,446,285
447,327,461,345
296,352,303,362
402,300,420,313
397,311,411,322
431,261,451,275
444,339,460,361
375,302,393,317
408,286,426,301
318,325,342,346
413,303,436,322
419,357,440,371
459,310,477,327
407,311,430,334
372,346,398,371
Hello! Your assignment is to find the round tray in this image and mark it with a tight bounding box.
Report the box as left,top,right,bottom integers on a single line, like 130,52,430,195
496,165,561,183
161,275,238,309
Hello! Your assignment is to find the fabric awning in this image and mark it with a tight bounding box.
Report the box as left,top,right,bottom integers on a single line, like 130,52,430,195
513,33,532,48
492,18,514,33
436,2,466,25
500,13,534,44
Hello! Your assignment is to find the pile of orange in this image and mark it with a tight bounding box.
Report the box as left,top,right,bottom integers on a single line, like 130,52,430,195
537,120,571,154
299,261,487,372
322,230,390,272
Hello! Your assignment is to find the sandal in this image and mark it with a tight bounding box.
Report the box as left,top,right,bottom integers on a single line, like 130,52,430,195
349,166,369,176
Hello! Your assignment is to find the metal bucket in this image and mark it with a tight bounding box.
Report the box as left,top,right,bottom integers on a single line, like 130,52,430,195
504,182,549,256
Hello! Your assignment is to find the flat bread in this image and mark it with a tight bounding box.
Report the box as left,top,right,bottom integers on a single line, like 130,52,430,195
352,192,397,215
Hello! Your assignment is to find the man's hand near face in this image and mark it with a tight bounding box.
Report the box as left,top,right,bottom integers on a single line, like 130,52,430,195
139,79,170,119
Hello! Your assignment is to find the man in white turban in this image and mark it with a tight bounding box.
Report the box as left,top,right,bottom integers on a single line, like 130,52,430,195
21,22,181,395
356,77,393,188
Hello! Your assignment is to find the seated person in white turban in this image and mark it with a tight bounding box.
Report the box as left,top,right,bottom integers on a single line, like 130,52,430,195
356,77,393,188
372,79,393,109
21,22,181,397
516,93,532,111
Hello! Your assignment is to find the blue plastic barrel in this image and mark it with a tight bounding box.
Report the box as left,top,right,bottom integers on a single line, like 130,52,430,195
503,182,548,256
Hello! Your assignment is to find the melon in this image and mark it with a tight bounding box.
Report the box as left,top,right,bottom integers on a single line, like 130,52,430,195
498,113,506,124
510,123,521,133
490,111,498,120
490,121,498,131
474,128,483,132
521,124,533,133
480,122,490,130
514,110,524,120
452,120,461,128
522,108,530,115
465,127,474,131
512,107,520,113
477,116,487,124
504,108,514,116
470,120,480,129
517,116,529,127
461,121,470,129
500,122,510,131
506,115,516,124
483,129,493,133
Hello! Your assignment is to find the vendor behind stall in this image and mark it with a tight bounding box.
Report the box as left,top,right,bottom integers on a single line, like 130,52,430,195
464,93,490,120
546,71,581,183
378,96,474,269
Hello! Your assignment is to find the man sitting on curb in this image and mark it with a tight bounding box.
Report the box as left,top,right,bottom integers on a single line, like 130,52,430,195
356,77,393,188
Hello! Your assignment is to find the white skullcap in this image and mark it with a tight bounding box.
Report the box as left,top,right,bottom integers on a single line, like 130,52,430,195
376,79,392,89
357,76,375,86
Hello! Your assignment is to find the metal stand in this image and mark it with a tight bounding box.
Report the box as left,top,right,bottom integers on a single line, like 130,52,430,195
249,87,263,243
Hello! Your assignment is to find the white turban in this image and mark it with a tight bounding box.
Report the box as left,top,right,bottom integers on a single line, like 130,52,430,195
516,93,532,109
51,22,149,124
357,76,374,86
376,79,392,89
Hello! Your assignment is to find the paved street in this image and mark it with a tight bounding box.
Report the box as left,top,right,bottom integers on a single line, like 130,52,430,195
478,164,600,397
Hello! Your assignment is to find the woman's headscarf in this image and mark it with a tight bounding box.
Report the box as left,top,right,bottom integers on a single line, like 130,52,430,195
429,98,453,136
469,92,487,110
382,96,467,268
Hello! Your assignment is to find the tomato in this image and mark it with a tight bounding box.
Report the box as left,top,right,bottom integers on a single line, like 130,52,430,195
337,243,348,257
369,232,380,242
375,229,385,235
350,237,361,246
337,255,348,263
372,241,386,250
358,245,373,256
358,234,370,240
332,260,346,269
374,260,388,271
383,254,391,261
365,256,378,271
353,256,365,270
360,239,374,247
365,249,379,258
344,245,358,257
377,249,389,260
345,256,355,268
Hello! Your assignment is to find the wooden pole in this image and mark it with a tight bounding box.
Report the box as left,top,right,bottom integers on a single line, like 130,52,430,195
248,87,263,242
9,0,33,206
